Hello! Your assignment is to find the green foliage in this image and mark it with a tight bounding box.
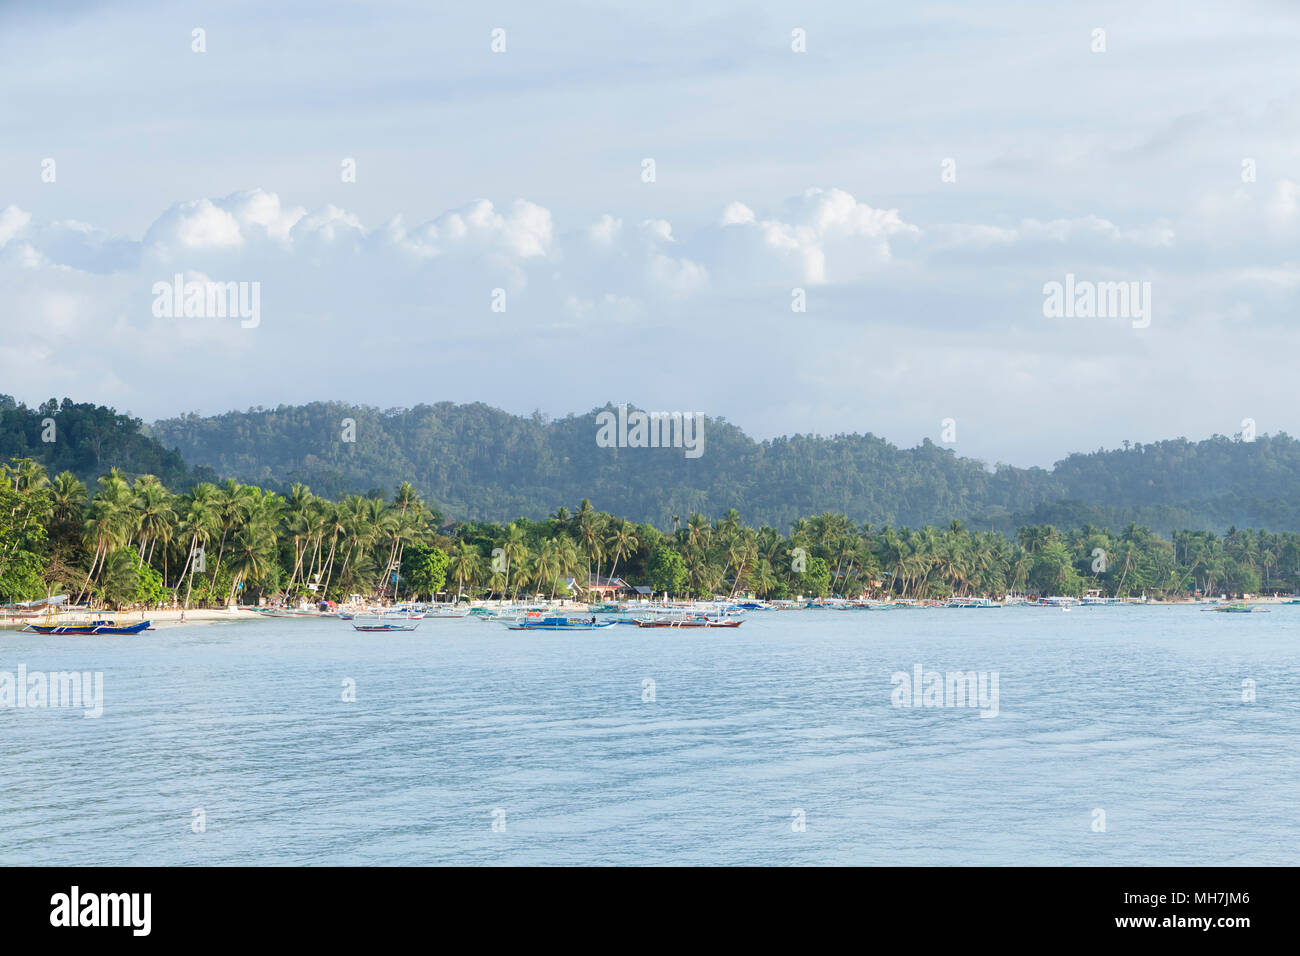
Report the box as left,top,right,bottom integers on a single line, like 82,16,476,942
135,558,167,605
99,548,143,609
3,451,1298,612
0,395,206,489
147,401,1300,534
0,473,51,601
0,549,45,602
646,546,687,596
799,556,832,598
403,544,449,600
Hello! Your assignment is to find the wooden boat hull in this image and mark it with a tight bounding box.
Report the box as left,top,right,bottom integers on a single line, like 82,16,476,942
634,619,742,628
507,620,617,631
24,620,151,635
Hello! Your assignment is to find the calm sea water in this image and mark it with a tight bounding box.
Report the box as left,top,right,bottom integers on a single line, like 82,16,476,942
1,606,1297,866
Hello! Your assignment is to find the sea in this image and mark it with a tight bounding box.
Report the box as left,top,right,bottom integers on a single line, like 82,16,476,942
2,605,1296,865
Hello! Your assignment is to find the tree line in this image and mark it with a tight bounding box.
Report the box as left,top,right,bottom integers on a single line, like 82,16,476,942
146,400,1300,533
8,395,1300,535
2,457,1294,608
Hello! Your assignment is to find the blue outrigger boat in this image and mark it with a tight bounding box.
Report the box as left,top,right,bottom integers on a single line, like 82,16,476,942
507,616,616,631
24,619,152,635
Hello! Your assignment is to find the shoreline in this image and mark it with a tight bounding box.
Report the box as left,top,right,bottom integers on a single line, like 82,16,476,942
0,607,263,630
3,596,1292,631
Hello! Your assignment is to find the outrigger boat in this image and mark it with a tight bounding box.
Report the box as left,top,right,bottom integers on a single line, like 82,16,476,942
507,616,616,631
352,620,421,631
24,619,152,635
634,616,742,628
423,607,471,619
944,597,1001,609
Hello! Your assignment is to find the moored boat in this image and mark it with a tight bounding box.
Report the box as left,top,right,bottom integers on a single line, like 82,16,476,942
423,606,471,618
634,616,742,628
507,616,616,631
24,619,151,635
352,621,422,631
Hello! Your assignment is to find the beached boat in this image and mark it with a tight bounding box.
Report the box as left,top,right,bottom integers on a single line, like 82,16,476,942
507,616,616,631
24,619,152,635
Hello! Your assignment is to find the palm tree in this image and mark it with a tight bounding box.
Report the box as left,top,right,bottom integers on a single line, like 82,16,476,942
77,470,134,603
501,524,529,599
448,539,482,599
577,506,604,589
209,480,257,589
49,471,88,524
132,476,176,567
535,538,562,598
605,519,639,582
176,483,219,607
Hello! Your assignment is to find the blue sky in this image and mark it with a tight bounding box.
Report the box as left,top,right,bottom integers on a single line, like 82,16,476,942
2,0,1298,466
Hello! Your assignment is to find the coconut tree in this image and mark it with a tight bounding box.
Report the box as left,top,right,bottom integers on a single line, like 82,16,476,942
132,476,176,568
605,519,639,583
175,483,219,608
448,539,482,600
77,470,134,603
209,480,257,589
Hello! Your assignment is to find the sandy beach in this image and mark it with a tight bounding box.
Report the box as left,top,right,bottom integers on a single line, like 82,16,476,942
0,607,263,630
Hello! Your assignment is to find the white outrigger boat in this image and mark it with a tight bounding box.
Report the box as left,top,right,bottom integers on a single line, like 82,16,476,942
423,606,471,618
352,619,421,632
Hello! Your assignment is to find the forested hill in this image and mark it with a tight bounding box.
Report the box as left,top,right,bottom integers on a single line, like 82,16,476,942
0,395,208,489
144,400,1300,533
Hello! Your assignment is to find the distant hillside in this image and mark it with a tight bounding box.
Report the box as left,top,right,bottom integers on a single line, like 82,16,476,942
145,400,1300,533
0,395,207,488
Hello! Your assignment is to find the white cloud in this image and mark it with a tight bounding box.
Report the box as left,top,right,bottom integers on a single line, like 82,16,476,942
0,205,32,246
720,202,755,226
223,188,306,242
587,214,622,246
716,188,919,283
2,180,1296,468
144,198,244,253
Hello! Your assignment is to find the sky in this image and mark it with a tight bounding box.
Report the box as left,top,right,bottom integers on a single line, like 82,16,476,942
1,0,1298,467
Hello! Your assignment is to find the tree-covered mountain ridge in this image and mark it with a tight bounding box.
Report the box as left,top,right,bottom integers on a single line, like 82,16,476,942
137,400,1300,534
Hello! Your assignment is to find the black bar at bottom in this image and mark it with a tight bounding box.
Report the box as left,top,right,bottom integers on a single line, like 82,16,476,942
0,866,1279,942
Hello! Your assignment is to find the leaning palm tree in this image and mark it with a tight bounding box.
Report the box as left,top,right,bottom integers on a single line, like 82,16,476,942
605,519,639,583
208,480,257,589
76,470,134,603
174,483,219,607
